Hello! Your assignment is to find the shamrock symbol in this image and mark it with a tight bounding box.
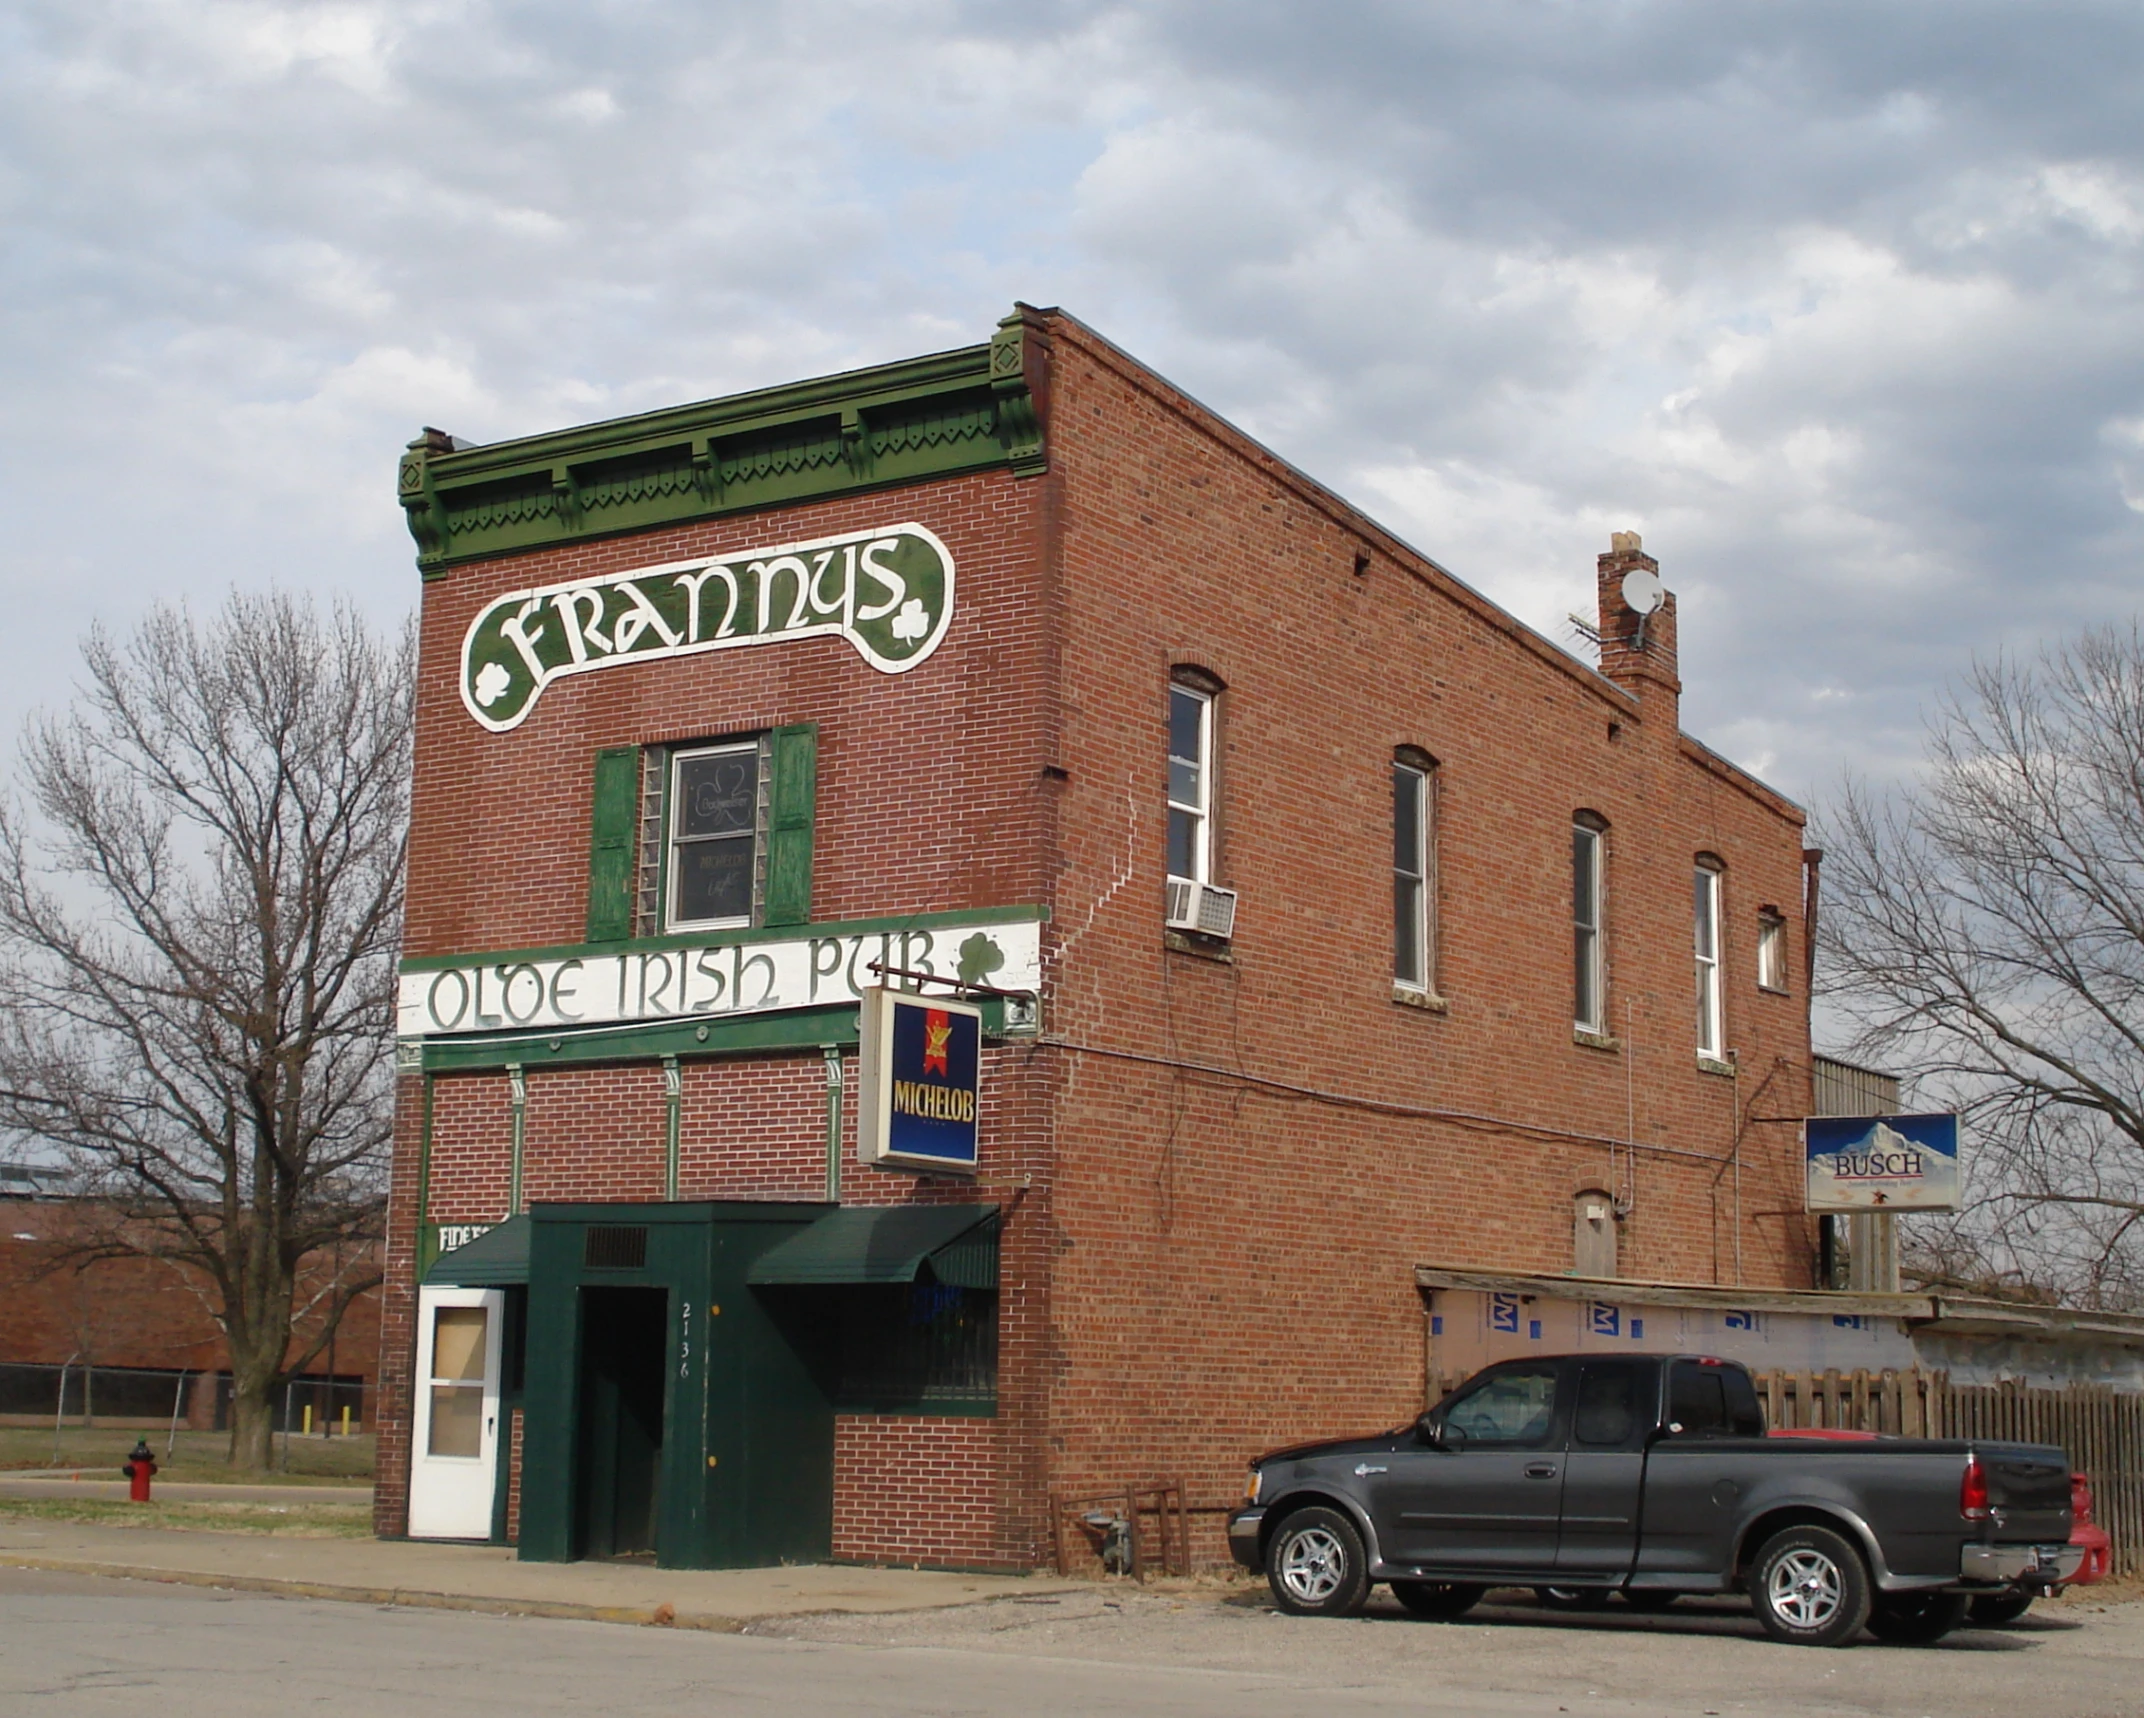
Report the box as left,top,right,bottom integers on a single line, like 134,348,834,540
890,598,930,643
473,661,514,707
956,933,1005,987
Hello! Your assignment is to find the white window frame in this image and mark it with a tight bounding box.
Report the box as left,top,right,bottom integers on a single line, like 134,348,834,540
1573,819,1605,1032
1166,685,1213,885
1695,862,1724,1058
1393,758,1431,992
665,738,767,933
1757,911,1788,993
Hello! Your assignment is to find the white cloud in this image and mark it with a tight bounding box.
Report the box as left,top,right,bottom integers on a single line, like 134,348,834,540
0,0,2140,810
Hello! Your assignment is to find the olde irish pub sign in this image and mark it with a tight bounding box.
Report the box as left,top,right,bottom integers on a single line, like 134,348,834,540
857,987,983,1175
460,523,954,731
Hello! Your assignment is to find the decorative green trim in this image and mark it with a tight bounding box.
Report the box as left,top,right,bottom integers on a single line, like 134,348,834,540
507,1063,527,1215
422,1003,860,1072
415,1073,437,1279
400,312,1049,578
399,903,1047,975
418,995,1023,1072
662,1055,682,1200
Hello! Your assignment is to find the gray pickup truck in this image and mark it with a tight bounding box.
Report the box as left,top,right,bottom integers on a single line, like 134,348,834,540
1227,1352,2078,1646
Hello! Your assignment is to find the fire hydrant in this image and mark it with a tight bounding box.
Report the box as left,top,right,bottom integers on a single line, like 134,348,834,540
121,1439,156,1503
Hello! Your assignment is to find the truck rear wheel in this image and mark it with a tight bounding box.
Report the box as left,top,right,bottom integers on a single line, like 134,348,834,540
1866,1591,1968,1644
1746,1524,1872,1647
1266,1507,1370,1618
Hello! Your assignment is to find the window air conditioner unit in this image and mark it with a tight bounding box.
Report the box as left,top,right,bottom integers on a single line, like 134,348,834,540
1165,878,1238,939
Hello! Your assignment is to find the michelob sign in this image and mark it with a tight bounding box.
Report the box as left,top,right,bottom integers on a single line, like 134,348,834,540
459,523,954,732
1805,1113,1961,1212
857,987,981,1175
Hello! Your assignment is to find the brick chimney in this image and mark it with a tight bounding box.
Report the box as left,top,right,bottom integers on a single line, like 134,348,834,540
1596,531,1680,712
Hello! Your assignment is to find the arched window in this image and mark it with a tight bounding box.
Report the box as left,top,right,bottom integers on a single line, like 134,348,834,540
1393,748,1436,992
1574,1186,1618,1278
1167,668,1223,885
1694,855,1725,1058
1573,813,1608,1031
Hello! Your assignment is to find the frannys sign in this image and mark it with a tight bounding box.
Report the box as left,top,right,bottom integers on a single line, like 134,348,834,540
459,523,954,731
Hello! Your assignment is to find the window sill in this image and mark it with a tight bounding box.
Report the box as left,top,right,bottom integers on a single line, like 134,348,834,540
1392,986,1449,1014
1697,1055,1736,1078
1757,983,1791,997
1164,929,1233,963
1573,1028,1621,1053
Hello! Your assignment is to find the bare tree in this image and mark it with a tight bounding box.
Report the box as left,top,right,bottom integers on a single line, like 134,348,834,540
0,592,411,1466
1820,623,2144,1308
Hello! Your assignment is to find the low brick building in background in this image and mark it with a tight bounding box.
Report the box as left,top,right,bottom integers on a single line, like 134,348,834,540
0,1178,381,1435
380,306,1816,1569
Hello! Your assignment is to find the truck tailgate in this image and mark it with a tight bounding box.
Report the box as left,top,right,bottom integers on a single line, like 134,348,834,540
1983,1442,2071,1542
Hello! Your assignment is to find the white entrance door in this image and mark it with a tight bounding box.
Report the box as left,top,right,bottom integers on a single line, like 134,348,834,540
408,1286,504,1540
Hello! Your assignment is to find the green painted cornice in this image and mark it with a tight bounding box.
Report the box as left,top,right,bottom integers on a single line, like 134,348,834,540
399,310,1050,578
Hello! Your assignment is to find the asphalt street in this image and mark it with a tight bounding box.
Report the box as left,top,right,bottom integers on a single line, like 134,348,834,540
3,1566,2141,1718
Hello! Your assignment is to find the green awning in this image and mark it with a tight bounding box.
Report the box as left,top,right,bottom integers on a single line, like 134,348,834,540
747,1204,999,1290
425,1215,531,1286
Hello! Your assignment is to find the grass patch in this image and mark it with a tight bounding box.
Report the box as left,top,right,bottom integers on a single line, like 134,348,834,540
0,1427,373,1484
0,1494,371,1538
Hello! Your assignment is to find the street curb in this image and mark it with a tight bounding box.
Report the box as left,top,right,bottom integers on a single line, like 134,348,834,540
0,1553,751,1632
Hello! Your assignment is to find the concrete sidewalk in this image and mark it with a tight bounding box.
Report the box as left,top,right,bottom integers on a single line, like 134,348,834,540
0,1516,1076,1629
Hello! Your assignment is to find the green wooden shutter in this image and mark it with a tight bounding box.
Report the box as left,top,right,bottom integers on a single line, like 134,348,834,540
586,745,641,942
762,724,818,928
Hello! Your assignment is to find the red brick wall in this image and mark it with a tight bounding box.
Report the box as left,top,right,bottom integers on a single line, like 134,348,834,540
832,1415,1002,1567
384,310,1814,1569
1027,317,1813,1558
0,1202,381,1424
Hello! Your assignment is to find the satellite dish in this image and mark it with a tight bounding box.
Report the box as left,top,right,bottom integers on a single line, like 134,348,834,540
1619,568,1665,616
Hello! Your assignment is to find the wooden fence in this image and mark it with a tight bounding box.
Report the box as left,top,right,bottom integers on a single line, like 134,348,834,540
1755,1367,2144,1576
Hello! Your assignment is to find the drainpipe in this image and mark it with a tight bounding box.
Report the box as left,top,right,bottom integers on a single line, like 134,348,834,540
823,1047,844,1203
662,1056,681,1201
507,1064,527,1215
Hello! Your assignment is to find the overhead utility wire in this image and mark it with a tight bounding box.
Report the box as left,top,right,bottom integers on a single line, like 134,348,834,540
1035,1037,1742,1166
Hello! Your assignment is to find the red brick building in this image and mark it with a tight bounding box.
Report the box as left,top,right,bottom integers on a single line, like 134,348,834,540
0,1189,380,1433
378,307,1816,1568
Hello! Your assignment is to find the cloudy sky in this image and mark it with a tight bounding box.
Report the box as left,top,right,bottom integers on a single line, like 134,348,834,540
3,0,2140,807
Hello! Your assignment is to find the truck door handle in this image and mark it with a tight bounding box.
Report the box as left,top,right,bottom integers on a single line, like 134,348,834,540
1525,1463,1559,1479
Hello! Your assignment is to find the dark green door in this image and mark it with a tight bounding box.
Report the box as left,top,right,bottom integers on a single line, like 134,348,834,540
574,1286,669,1560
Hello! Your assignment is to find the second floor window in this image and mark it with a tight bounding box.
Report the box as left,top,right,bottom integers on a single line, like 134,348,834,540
584,724,817,944
1694,860,1724,1057
668,741,768,929
1167,683,1213,882
1573,817,1605,1031
1757,909,1788,992
1393,755,1432,990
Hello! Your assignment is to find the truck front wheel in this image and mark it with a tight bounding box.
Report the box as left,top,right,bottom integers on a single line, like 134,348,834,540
1746,1524,1873,1647
1266,1507,1370,1618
